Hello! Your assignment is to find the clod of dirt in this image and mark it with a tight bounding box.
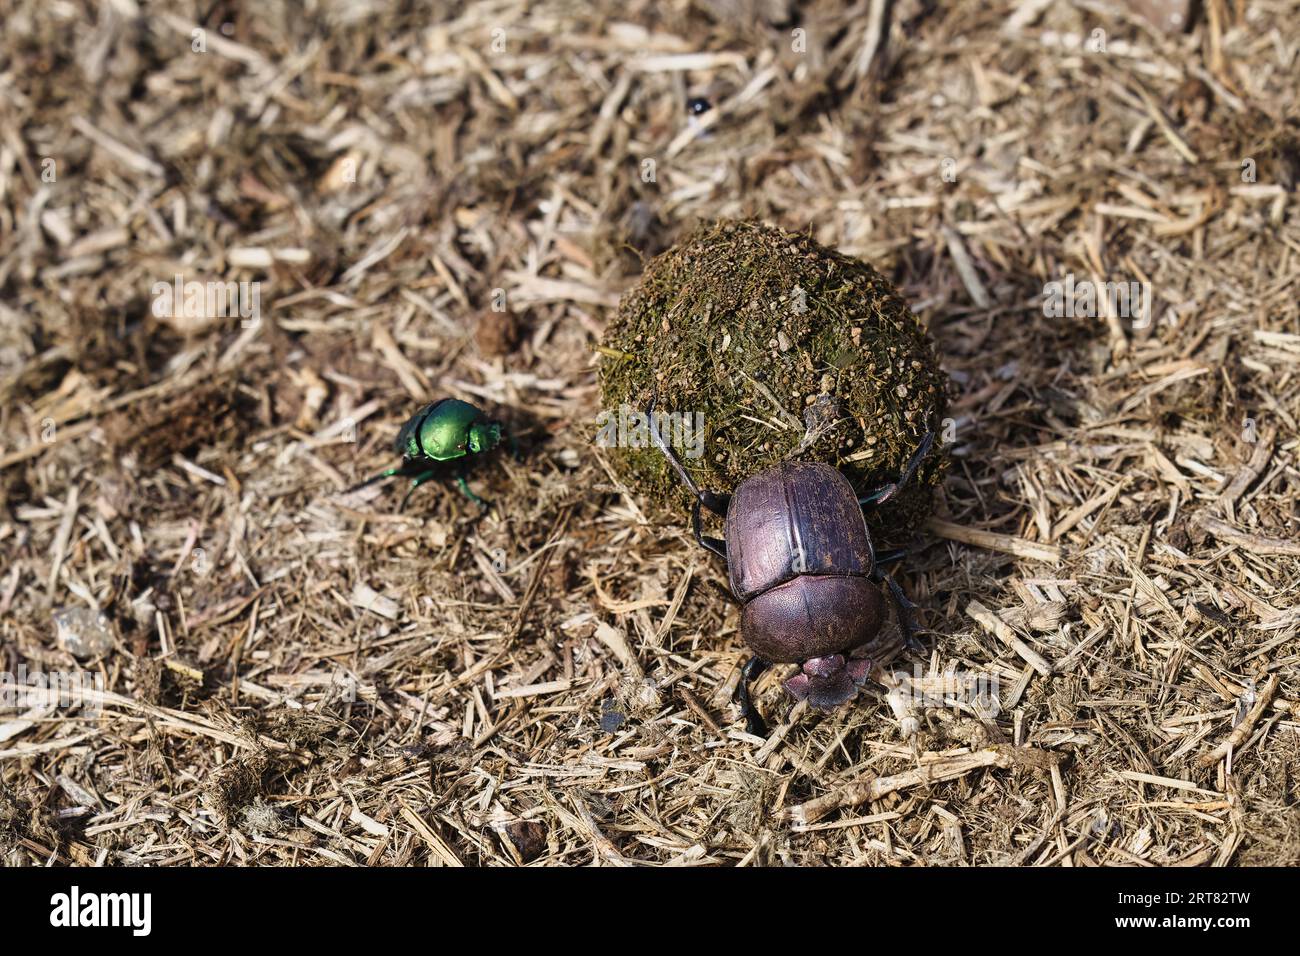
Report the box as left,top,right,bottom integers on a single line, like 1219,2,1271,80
205,751,271,828
104,379,252,471
598,219,949,541
0,782,57,863
131,657,163,705
476,309,522,356
503,820,547,863
262,711,332,750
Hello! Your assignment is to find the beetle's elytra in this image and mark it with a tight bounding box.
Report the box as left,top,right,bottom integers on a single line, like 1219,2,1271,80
726,461,875,601
728,462,885,662
394,398,500,463
646,400,935,734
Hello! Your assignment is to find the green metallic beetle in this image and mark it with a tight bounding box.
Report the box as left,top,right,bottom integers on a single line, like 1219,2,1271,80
346,398,504,510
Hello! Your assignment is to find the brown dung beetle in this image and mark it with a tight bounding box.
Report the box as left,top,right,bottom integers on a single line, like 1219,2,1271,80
646,400,935,735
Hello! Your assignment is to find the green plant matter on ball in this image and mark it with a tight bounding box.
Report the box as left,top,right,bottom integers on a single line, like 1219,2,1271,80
598,219,949,542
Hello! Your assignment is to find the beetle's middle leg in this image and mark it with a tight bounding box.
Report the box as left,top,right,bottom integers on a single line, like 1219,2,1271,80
456,475,488,507
736,657,770,736
874,548,907,567
397,469,440,512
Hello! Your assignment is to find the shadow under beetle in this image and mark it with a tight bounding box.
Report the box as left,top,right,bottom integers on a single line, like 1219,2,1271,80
346,398,504,511
646,399,935,736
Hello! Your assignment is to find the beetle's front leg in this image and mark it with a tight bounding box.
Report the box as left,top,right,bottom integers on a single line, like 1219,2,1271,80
858,430,935,508
647,396,730,556
691,499,728,559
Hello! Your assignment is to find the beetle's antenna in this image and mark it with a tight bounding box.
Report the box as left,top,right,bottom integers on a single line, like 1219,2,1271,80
645,398,703,499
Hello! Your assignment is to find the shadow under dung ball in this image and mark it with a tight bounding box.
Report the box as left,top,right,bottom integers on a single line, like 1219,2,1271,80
599,220,949,542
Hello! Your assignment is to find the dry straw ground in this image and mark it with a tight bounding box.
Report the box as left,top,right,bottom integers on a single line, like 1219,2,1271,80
1,0,1298,866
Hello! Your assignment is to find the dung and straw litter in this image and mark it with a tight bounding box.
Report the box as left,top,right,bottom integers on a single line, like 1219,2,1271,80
1,1,1298,867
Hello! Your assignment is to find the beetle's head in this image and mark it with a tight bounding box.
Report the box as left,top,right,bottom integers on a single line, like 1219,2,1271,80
784,655,872,710
468,420,502,455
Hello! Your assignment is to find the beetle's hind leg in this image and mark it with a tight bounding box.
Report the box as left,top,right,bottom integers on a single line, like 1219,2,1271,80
874,565,925,654
736,657,770,736
344,465,405,495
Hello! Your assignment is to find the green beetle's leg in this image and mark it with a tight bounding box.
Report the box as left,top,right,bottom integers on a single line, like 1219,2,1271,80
344,465,404,495
397,470,439,512
455,474,488,509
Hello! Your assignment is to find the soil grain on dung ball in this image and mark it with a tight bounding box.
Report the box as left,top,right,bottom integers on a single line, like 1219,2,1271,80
599,220,949,541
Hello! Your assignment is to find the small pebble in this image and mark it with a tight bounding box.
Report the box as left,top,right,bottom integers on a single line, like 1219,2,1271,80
53,607,114,659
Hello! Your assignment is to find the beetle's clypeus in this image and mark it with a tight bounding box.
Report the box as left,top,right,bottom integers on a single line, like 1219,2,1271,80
346,398,504,511
646,399,935,736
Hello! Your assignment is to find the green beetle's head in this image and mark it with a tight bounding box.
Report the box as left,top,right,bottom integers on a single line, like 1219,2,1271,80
468,420,502,455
